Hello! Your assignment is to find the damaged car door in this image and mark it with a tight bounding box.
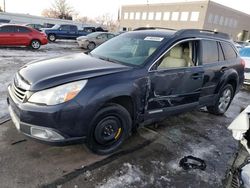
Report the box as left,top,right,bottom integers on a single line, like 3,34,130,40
146,40,204,119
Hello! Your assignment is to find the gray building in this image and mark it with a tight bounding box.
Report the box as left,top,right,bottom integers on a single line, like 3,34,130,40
120,0,250,41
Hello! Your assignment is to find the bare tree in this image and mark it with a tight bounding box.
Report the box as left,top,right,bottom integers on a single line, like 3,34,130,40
95,13,118,32
42,0,74,20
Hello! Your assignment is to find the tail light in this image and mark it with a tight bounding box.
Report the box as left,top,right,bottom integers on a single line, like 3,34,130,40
241,59,246,69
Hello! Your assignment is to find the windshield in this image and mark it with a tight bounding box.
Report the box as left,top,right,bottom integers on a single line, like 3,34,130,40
51,24,60,29
90,33,165,66
87,32,101,38
240,48,250,57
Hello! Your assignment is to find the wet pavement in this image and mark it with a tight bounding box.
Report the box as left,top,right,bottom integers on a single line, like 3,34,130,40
0,42,250,187
0,90,249,188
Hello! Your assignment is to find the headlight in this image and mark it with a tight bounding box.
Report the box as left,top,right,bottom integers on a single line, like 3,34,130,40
28,80,87,105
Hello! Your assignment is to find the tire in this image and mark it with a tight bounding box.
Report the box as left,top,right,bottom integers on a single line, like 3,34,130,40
207,84,234,115
30,40,41,50
87,103,132,155
48,34,56,42
87,42,96,50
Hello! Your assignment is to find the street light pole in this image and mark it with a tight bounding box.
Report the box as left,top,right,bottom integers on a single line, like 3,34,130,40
3,0,5,12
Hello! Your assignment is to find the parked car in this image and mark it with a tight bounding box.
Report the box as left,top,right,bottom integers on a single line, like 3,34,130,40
25,23,44,31
228,105,250,187
42,24,90,42
239,47,250,85
76,32,116,50
7,29,244,154
236,41,249,47
234,42,243,51
0,24,48,49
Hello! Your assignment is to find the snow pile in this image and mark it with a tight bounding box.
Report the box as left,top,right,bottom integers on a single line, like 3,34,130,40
98,163,142,188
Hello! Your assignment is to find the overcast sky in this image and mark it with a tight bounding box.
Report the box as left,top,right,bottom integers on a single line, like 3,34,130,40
0,0,250,19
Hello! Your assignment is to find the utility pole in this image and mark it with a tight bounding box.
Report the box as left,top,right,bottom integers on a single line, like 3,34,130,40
3,0,5,12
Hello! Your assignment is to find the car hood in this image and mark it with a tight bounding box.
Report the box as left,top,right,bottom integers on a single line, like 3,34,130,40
18,53,131,91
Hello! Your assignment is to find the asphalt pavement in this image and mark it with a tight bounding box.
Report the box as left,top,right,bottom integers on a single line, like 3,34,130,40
0,89,249,188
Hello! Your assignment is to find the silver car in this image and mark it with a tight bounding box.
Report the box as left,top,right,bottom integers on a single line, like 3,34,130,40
239,47,250,85
77,32,116,50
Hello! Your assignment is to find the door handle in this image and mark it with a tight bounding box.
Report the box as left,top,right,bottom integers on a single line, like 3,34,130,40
191,72,203,79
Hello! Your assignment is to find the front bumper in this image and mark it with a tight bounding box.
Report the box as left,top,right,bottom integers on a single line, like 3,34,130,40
7,85,87,145
77,40,88,48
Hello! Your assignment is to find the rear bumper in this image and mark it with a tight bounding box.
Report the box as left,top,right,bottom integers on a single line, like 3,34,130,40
40,37,48,45
244,72,250,85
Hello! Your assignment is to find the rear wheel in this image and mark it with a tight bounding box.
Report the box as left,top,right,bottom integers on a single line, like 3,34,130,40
207,84,234,115
87,103,132,155
48,34,56,42
30,40,41,50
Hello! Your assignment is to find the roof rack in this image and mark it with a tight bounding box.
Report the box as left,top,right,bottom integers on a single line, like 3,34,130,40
133,27,176,31
175,29,230,40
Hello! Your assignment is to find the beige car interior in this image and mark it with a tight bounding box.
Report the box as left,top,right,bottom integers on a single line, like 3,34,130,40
158,42,195,69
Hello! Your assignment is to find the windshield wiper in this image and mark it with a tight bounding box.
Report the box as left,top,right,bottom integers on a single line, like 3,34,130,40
97,56,123,65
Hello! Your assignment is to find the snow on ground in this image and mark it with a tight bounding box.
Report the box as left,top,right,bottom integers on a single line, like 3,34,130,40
98,163,143,188
0,40,82,120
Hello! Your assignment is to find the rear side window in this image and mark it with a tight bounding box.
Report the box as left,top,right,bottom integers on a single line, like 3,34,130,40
221,42,237,60
218,42,224,61
201,40,218,64
0,26,15,33
16,27,31,33
70,25,77,31
60,25,70,31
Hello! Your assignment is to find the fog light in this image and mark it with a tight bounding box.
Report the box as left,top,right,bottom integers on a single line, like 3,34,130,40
30,127,64,141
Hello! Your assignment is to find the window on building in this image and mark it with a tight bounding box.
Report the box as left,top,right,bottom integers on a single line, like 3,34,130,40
221,42,237,60
124,12,129,20
224,17,229,26
148,12,154,20
219,16,224,25
155,12,162,21
201,40,219,64
135,12,141,20
171,12,179,21
213,15,219,24
208,13,213,23
190,11,199,22
180,12,189,21
142,12,147,20
233,20,238,28
229,18,234,27
163,12,170,21
129,12,134,20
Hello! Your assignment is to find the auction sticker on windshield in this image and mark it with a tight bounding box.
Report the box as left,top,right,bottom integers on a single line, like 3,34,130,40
144,36,164,41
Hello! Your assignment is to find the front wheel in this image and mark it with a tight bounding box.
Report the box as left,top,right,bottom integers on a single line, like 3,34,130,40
30,40,41,50
207,84,234,115
87,103,132,155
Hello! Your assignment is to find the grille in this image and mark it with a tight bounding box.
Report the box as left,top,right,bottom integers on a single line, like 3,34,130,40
12,83,27,102
245,68,250,73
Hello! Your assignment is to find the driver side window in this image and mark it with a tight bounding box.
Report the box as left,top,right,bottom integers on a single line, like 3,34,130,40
157,41,197,70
